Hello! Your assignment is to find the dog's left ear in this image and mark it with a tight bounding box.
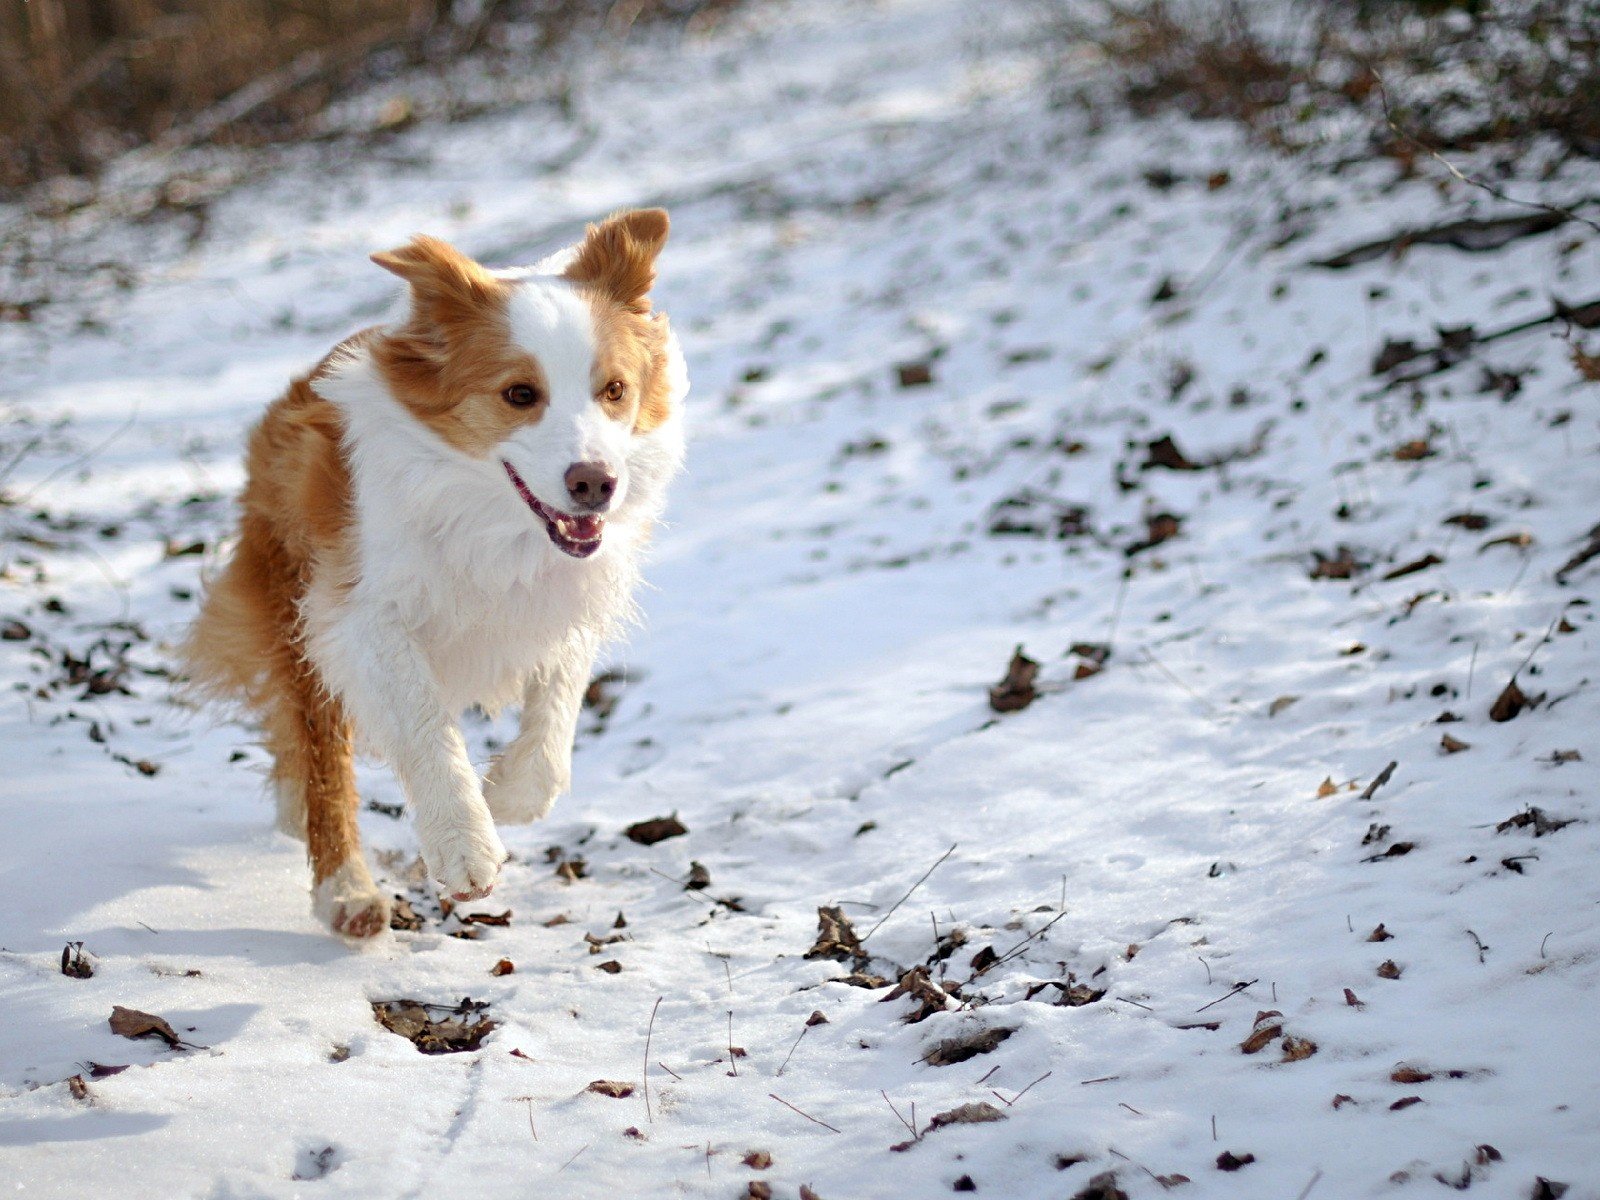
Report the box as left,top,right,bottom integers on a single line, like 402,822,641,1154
563,209,669,314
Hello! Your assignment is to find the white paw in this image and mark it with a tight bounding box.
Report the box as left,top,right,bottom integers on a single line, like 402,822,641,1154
420,819,507,901
313,861,391,939
483,751,567,825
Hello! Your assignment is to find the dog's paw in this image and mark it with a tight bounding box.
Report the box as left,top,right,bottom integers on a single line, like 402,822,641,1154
421,820,507,901
483,752,566,825
313,862,391,939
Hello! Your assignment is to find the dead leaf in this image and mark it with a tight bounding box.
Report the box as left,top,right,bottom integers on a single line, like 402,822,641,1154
66,1075,89,1101
1390,1095,1424,1111
1391,1067,1433,1083
372,998,496,1054
586,1080,635,1098
805,906,864,962
743,1150,773,1170
625,815,687,845
895,362,934,388
923,1026,1015,1066
1496,807,1574,836
746,1183,774,1200
1281,1036,1318,1062
685,861,712,890
87,1062,129,1077
554,858,587,882
1367,923,1393,942
1268,695,1299,717
805,1010,829,1027
1126,512,1183,556
109,1006,187,1050
1316,777,1338,799
1377,959,1402,979
596,960,623,974
389,896,424,931
61,942,94,979
1143,435,1202,471
1155,1173,1191,1188
491,959,515,976
1331,1094,1355,1109
1240,1020,1283,1055
1343,988,1365,1009
1310,545,1365,580
1392,439,1434,462
1440,733,1470,754
928,1102,1008,1130
1215,1151,1255,1171
881,966,956,1023
1382,553,1442,581
1489,678,1542,722
1069,1172,1130,1200
989,645,1040,713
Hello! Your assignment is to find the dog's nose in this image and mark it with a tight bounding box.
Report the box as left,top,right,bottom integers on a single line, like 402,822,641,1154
564,462,617,512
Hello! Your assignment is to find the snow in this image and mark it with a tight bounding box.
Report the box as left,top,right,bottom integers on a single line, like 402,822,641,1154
3,0,1600,1196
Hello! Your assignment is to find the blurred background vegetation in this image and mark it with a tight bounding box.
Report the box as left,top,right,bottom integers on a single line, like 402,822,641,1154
0,0,735,193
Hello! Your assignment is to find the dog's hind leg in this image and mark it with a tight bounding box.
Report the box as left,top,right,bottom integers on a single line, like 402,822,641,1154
267,659,390,938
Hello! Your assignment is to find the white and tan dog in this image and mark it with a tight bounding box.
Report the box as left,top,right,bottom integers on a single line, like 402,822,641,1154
187,209,686,936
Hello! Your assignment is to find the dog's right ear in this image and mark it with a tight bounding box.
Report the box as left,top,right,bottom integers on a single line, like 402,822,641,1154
371,236,502,326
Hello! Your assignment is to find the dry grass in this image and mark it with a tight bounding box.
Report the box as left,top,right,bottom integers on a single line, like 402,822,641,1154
0,0,737,193
1048,0,1600,162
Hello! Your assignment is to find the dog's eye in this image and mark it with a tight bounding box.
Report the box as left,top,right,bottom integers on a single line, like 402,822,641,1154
503,384,539,407
603,380,626,403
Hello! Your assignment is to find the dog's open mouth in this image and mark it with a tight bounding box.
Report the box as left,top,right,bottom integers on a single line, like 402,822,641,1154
501,461,603,558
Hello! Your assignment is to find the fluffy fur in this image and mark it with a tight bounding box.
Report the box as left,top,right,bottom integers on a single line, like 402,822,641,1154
185,210,687,937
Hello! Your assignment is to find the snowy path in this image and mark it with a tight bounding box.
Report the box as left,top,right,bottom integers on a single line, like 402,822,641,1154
2,2,1599,1197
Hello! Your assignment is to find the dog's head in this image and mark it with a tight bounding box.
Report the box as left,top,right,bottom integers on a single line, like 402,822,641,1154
367,209,683,559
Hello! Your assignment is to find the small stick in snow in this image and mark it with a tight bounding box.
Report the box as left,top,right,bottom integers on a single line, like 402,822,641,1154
861,843,957,942
1466,929,1490,964
1541,932,1553,959
1467,641,1479,699
1360,761,1398,801
974,1064,1001,1086
964,911,1068,983
769,1093,841,1134
1296,1169,1324,1200
1197,956,1213,985
524,1098,538,1142
723,959,739,1079
557,1144,590,1173
1211,1114,1218,1142
992,1071,1052,1108
1115,996,1154,1012
881,1090,919,1141
643,996,662,1123
1194,979,1258,1013
776,1022,812,1077
656,1061,683,1082
1080,1076,1119,1085
1118,1102,1144,1116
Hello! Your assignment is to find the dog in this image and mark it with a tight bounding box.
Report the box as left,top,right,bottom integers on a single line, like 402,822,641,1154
185,209,686,936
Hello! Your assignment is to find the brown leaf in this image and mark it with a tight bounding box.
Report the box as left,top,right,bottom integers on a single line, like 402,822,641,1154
1310,545,1364,580
109,1006,186,1049
746,1183,774,1200
742,1150,773,1170
989,645,1040,713
1391,1067,1433,1084
66,1075,89,1101
924,1026,1014,1066
1143,435,1202,471
895,362,934,388
389,896,424,931
1343,988,1365,1009
1268,695,1299,717
1489,678,1540,723
1389,1095,1424,1111
1393,439,1434,461
372,999,496,1054
87,1062,129,1078
1496,806,1573,836
928,1102,1008,1130
1367,923,1393,942
490,959,515,976
1377,959,1402,980
1127,512,1183,556
1281,1036,1318,1062
1440,733,1470,754
596,960,623,974
882,966,956,1023
458,910,512,927
586,1080,635,1098
1331,1094,1355,1109
805,1010,830,1027
800,1188,823,1200
1239,1013,1283,1054
1215,1151,1255,1171
1155,1174,1191,1188
805,906,864,962
1316,777,1338,799
625,815,687,845
60,942,94,979
1381,553,1441,581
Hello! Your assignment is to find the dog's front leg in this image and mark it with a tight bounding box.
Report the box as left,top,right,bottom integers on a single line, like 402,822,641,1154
325,604,506,900
484,633,596,824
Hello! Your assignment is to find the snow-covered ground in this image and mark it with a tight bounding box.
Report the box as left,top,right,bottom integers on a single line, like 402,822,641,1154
3,1,1599,1196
